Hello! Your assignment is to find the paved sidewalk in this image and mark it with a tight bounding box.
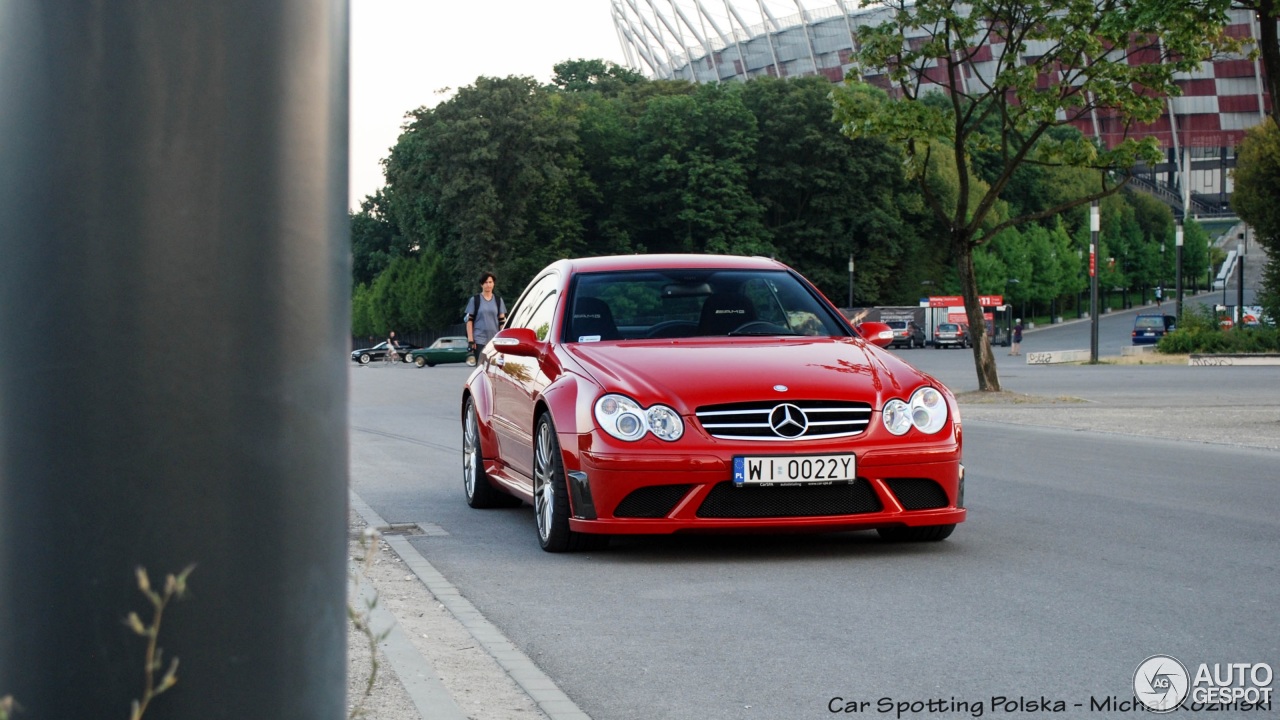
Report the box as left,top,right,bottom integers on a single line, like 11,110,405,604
346,491,583,720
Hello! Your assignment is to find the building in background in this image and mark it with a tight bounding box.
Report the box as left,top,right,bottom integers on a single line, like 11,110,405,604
611,0,1274,216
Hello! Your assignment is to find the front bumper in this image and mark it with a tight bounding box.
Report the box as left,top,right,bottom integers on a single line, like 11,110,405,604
563,441,965,535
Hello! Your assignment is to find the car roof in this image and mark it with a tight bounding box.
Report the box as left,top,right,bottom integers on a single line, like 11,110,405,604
553,254,789,274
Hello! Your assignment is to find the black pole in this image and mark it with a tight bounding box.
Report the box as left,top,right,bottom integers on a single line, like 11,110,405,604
0,2,350,718
1090,202,1100,363
1237,243,1245,324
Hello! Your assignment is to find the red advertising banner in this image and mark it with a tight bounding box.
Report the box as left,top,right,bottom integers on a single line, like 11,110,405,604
927,295,1004,308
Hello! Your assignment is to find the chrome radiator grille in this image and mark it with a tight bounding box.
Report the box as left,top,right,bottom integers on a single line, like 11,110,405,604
695,400,873,440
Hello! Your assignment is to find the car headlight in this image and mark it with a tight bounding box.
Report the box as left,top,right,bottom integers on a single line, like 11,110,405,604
882,399,913,435
881,387,949,436
594,394,684,442
909,386,948,434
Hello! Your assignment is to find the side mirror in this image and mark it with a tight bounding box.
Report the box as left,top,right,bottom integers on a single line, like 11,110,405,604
855,321,894,348
490,327,544,357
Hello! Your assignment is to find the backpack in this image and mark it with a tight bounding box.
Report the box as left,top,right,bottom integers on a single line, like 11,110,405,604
465,294,505,322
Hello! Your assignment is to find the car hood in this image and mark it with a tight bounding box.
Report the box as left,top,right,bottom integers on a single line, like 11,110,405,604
563,338,936,412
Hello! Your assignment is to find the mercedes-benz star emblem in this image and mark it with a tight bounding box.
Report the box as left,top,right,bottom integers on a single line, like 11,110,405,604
769,403,808,438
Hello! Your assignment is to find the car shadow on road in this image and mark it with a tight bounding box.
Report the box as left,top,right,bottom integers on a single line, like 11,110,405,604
595,530,966,563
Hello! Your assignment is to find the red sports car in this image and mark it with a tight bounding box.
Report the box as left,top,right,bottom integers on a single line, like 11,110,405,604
461,254,965,552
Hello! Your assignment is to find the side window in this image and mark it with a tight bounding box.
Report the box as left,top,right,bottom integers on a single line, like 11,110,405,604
509,273,560,341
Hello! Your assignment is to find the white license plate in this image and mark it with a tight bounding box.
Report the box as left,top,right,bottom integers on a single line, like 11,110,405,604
733,454,856,487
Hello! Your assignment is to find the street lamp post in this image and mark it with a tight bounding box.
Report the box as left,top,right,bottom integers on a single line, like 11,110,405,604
1237,242,1245,325
1006,278,1019,343
1159,239,1165,307
848,254,854,309
1090,201,1100,364
1175,221,1184,320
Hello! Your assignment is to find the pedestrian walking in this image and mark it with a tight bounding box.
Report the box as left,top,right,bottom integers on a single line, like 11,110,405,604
465,272,507,365
1155,286,1163,308
1009,320,1023,356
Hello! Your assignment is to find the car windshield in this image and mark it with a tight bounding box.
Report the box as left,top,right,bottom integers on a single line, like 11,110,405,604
563,269,848,342
885,320,907,329
938,324,959,332
1135,316,1165,329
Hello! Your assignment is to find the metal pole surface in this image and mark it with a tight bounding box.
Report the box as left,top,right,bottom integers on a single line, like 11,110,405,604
1175,222,1184,320
1090,202,1100,363
1237,243,1245,324
0,2,351,718
847,254,854,308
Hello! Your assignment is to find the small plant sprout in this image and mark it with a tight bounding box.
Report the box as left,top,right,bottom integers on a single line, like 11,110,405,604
348,525,389,719
127,564,195,720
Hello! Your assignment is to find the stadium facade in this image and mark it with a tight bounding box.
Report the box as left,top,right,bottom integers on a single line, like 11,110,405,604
611,0,1275,216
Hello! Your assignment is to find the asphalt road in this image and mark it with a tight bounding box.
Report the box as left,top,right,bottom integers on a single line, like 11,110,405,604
350,356,1279,720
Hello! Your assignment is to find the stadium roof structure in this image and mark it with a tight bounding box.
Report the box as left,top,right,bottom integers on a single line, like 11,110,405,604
611,0,1274,214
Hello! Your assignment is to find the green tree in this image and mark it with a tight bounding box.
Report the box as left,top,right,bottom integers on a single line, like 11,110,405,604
632,83,772,256
382,75,587,301
1231,118,1280,322
833,0,1237,390
350,191,415,287
351,282,377,339
551,58,645,95
738,76,926,305
1125,189,1176,293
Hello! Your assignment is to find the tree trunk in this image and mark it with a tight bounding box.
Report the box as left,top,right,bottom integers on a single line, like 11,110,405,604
955,234,1002,391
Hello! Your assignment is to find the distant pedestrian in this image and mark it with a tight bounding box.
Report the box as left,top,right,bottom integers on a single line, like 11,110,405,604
465,272,507,365
1009,321,1023,356
1155,286,1163,308
387,329,403,364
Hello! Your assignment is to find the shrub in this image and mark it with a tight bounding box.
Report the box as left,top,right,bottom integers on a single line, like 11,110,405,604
1158,306,1280,353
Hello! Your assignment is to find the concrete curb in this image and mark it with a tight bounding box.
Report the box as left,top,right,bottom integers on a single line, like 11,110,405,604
1189,353,1280,366
350,490,593,720
349,570,468,720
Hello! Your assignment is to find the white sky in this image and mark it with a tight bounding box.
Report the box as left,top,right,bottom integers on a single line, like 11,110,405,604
349,0,628,211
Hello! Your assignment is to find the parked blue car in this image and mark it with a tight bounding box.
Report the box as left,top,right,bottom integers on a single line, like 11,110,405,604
1131,314,1176,344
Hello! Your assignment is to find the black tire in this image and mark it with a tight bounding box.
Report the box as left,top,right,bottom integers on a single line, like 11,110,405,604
415,356,426,367
533,414,607,552
463,398,520,509
403,353,414,364
359,353,371,364
877,524,955,542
